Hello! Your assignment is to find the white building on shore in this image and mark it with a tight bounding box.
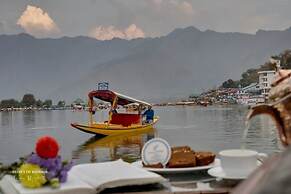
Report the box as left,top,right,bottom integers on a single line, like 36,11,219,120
258,70,276,97
236,69,276,105
240,83,261,94
236,83,265,105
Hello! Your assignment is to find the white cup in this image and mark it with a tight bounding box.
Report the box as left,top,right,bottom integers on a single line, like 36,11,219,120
219,149,265,177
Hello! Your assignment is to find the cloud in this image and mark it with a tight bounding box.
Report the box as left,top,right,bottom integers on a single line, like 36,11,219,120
17,5,59,37
124,24,145,39
89,24,145,40
179,2,194,15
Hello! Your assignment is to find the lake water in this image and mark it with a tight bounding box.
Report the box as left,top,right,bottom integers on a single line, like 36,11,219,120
0,105,282,165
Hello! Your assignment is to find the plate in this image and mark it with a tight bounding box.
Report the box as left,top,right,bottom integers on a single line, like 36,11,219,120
207,161,262,180
132,159,220,174
208,166,247,180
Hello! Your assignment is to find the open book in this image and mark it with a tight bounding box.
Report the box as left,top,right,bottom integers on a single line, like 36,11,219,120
0,160,166,194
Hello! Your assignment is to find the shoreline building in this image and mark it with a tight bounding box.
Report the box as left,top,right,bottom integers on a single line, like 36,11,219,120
236,83,264,105
240,83,261,95
258,70,276,98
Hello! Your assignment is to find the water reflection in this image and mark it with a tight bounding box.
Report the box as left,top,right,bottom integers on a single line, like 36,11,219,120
22,111,36,129
156,106,282,154
1,112,13,129
243,114,282,152
72,128,156,164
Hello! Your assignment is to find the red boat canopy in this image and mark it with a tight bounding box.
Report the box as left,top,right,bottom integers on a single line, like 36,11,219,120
88,90,152,107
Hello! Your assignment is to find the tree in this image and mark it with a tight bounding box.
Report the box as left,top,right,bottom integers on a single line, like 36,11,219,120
43,99,53,108
36,99,43,108
21,94,36,107
259,61,276,71
222,79,239,88
280,50,291,69
239,68,259,87
73,98,84,105
0,99,20,108
57,100,65,107
189,94,199,99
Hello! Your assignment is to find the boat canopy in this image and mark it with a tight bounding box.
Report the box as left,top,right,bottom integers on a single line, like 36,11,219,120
88,90,152,107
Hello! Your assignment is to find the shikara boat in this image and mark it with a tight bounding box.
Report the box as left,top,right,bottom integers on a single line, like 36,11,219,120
71,90,158,136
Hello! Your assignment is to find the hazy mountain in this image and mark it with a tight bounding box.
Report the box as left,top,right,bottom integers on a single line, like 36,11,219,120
0,26,291,103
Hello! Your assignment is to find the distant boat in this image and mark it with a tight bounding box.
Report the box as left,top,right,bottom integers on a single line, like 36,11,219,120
73,104,83,111
71,90,158,136
197,101,208,106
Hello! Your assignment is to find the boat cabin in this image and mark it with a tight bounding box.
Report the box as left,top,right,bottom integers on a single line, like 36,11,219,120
88,90,151,127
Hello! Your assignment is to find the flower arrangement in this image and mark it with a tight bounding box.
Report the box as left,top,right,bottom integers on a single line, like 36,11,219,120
0,136,74,189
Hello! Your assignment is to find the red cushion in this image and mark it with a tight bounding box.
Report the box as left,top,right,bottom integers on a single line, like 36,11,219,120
110,113,141,126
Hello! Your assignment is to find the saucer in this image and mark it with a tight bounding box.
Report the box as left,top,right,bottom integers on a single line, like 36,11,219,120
208,166,249,180
208,157,264,180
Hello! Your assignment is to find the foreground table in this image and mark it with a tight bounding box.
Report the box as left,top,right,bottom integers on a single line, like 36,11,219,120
0,168,241,194
102,171,241,194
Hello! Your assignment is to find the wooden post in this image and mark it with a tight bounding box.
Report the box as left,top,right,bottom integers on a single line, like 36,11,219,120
108,95,118,126
89,98,93,125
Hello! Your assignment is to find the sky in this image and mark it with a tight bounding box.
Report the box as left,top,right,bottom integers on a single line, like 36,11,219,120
0,0,290,40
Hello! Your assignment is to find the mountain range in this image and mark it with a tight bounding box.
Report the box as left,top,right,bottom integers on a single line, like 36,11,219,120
1,26,291,103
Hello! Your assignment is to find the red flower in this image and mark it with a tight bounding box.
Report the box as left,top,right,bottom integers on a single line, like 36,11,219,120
35,136,59,158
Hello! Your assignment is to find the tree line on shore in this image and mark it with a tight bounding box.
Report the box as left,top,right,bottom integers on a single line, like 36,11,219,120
221,50,291,88
0,94,66,109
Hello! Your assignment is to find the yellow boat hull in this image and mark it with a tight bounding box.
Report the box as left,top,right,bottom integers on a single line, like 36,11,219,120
71,117,158,136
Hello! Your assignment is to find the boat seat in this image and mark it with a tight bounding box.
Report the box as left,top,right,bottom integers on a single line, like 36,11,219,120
110,113,141,127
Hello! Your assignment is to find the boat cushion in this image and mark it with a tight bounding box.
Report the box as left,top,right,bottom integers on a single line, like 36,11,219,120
110,113,141,126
